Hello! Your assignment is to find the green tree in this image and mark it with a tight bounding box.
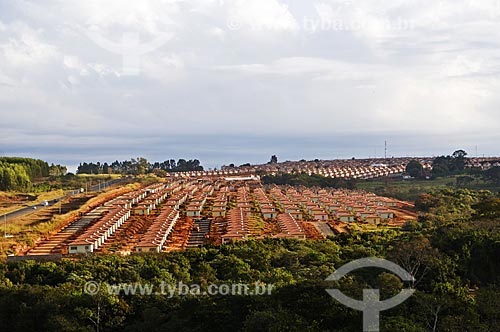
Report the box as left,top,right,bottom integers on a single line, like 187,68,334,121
484,166,500,185
406,160,424,178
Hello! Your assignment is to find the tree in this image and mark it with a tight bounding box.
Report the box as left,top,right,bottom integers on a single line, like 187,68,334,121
484,166,500,185
269,155,278,164
388,236,440,288
476,285,500,331
133,157,150,175
452,150,467,171
49,164,67,177
431,150,468,178
452,149,467,160
406,160,424,178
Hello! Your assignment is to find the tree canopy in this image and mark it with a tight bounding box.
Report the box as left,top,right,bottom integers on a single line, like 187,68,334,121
77,158,204,175
431,150,468,178
0,157,52,191
405,159,425,178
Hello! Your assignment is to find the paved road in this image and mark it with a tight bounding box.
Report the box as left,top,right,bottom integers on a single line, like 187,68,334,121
0,178,125,223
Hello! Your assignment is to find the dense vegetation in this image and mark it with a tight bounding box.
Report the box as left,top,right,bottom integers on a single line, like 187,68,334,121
0,189,499,331
262,173,357,189
431,150,468,178
77,158,204,175
0,157,51,191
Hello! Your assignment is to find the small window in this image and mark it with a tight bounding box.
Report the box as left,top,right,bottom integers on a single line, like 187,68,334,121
150,248,156,252
70,246,77,251
85,246,90,250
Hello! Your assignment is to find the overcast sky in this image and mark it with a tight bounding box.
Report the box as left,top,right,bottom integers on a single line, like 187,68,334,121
1,0,499,170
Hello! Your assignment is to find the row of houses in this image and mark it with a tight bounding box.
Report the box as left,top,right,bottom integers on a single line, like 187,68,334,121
67,184,169,254
133,185,170,215
170,157,433,180
253,188,278,219
212,188,229,217
298,188,395,223
269,188,304,220
235,187,252,214
467,158,500,170
267,186,397,224
68,206,131,254
135,207,180,253
185,191,208,217
319,189,395,223
287,188,330,221
275,213,306,239
221,208,251,244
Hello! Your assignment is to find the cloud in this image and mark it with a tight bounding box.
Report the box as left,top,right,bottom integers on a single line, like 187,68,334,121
0,22,58,67
0,0,499,166
228,0,299,32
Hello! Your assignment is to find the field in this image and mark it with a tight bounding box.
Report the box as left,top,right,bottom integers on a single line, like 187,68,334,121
357,175,500,201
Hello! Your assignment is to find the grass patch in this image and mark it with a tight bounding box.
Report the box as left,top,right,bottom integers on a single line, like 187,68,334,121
357,176,500,201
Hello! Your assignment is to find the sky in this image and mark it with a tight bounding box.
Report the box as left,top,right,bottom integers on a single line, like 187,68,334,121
0,0,499,171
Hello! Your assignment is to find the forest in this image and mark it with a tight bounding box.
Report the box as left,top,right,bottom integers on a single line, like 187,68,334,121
76,158,204,175
0,157,50,191
0,189,499,331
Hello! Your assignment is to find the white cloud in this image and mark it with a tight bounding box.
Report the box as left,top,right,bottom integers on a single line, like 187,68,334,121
228,0,299,32
0,72,16,87
0,23,58,67
0,0,500,164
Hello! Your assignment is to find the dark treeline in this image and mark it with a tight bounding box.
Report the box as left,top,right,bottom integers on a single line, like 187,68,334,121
431,149,468,178
77,158,204,175
0,157,51,191
262,172,357,189
404,150,469,180
406,150,500,187
0,189,499,331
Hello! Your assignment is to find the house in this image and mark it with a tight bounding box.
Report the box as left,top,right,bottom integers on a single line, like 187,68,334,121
261,208,278,219
136,240,162,253
376,209,394,219
68,240,94,254
338,213,355,223
186,204,202,217
134,205,152,215
212,206,226,217
288,210,303,220
311,209,328,221
365,214,381,224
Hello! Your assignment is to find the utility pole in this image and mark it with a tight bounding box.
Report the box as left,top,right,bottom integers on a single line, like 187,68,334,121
384,140,387,159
